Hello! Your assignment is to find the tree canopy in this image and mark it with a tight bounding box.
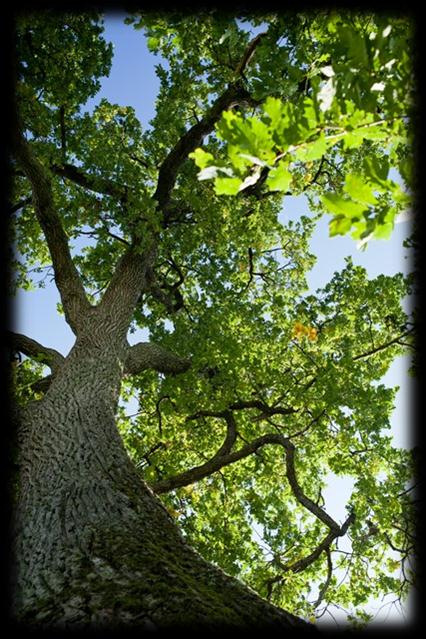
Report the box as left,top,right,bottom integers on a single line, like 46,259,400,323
11,10,416,627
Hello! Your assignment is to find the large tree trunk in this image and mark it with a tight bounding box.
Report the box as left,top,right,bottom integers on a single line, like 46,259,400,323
11,328,312,631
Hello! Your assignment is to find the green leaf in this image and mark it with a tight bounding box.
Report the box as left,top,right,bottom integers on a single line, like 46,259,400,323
329,215,353,236
238,168,263,192
373,222,393,240
342,130,365,150
189,148,215,170
295,134,327,162
344,174,378,206
263,96,285,128
147,36,160,52
238,153,270,167
363,156,390,189
214,176,242,195
321,193,367,218
359,124,390,142
265,162,292,192
197,165,235,181
338,26,368,66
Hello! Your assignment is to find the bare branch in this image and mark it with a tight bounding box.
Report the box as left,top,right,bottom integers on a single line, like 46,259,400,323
9,195,32,214
30,374,53,394
153,81,259,216
96,242,157,339
352,329,413,361
7,330,65,375
233,32,267,77
314,548,333,608
12,129,91,334
51,163,126,201
281,512,355,575
124,341,191,376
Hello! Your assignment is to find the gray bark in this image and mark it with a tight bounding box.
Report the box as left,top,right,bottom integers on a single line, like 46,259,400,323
12,33,315,628
11,318,313,630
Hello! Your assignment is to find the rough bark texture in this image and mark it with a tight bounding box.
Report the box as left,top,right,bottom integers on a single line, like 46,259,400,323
12,37,316,628
12,313,313,631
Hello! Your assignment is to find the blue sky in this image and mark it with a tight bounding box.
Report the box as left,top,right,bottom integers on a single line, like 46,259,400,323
14,14,415,625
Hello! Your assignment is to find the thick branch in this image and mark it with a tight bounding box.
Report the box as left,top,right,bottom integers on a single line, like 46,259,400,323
151,427,349,563
153,81,259,215
234,32,267,77
13,130,91,334
281,511,355,574
151,33,267,217
9,195,32,214
187,400,297,422
212,411,238,458
124,341,191,376
283,440,340,533
30,375,53,394
51,163,126,200
8,331,64,396
12,338,190,396
150,412,245,494
97,242,157,339
8,330,65,374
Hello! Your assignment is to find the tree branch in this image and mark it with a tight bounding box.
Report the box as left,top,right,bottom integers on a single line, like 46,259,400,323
150,411,242,494
313,547,333,608
212,411,238,458
186,399,297,422
12,130,91,334
153,30,268,216
352,329,413,361
280,511,355,574
59,106,67,163
283,439,340,533
8,331,64,395
233,32,267,78
151,418,356,576
9,195,32,214
145,273,184,315
153,81,259,216
30,374,53,394
7,330,65,375
231,398,298,419
96,242,157,340
124,341,191,376
51,162,126,201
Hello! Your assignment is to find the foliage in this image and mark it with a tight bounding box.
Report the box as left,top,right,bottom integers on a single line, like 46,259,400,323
12,9,416,627
189,14,414,245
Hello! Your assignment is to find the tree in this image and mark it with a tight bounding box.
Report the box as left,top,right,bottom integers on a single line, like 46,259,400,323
9,10,416,629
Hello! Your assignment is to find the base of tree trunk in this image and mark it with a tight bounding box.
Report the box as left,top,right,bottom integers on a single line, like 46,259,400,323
13,498,314,631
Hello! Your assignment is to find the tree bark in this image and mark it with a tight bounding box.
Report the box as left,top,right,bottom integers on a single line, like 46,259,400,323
11,322,313,630
11,28,315,629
